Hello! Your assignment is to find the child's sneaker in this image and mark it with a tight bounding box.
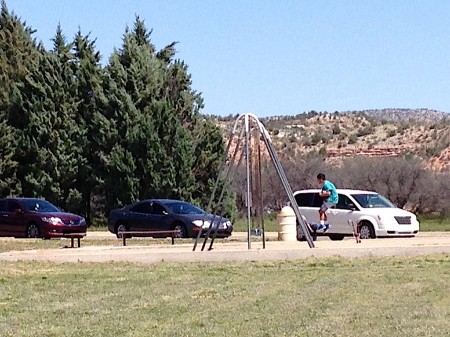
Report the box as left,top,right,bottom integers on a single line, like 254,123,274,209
323,224,332,233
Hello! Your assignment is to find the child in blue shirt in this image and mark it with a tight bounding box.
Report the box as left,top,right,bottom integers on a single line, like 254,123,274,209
316,173,338,232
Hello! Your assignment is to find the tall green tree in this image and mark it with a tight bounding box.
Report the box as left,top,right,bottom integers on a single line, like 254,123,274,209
103,17,197,211
1,7,235,220
71,30,109,221
0,1,39,196
101,17,235,217
16,37,79,206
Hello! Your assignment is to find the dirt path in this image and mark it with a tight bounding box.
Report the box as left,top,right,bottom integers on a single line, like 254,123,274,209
1,232,449,264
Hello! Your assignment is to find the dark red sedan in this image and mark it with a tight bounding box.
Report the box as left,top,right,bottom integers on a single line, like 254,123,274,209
0,198,87,239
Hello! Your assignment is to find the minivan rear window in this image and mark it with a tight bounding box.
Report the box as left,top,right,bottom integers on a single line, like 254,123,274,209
295,193,323,207
295,193,313,207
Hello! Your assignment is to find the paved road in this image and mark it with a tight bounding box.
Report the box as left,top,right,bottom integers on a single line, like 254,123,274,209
1,232,449,264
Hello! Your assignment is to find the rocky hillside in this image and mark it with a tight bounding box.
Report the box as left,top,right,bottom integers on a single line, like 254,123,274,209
211,109,450,172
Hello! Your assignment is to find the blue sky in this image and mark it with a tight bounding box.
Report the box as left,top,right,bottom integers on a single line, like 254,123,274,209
8,0,450,117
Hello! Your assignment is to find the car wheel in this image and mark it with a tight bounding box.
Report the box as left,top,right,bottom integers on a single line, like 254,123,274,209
173,223,188,238
115,224,128,238
329,234,345,241
26,223,40,238
359,222,375,240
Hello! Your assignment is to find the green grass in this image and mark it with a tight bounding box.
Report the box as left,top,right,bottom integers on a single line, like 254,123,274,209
0,256,449,336
233,217,278,232
418,215,450,232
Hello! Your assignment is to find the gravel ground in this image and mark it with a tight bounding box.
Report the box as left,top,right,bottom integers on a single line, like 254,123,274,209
0,232,449,264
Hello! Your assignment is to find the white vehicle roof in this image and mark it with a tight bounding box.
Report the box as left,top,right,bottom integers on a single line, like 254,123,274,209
293,189,378,195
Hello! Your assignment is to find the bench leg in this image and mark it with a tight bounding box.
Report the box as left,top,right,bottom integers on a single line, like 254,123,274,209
77,237,81,248
70,237,75,248
171,236,175,245
123,235,126,246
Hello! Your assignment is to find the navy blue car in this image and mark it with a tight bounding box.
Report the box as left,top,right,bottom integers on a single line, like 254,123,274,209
107,199,233,239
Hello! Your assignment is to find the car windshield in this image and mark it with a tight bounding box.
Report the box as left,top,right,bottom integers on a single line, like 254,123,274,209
351,194,395,208
23,199,61,213
165,202,205,215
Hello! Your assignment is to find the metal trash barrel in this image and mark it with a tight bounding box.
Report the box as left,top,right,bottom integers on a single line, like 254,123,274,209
277,206,297,241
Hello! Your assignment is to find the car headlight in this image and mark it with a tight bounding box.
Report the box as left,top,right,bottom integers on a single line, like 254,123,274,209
41,217,63,225
192,220,211,228
224,221,232,228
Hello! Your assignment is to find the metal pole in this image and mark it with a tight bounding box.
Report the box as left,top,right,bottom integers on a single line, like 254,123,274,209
193,124,243,251
257,123,315,248
257,133,266,249
207,140,246,250
244,114,252,250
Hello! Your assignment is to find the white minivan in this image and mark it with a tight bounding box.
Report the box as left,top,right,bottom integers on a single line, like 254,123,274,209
293,189,420,240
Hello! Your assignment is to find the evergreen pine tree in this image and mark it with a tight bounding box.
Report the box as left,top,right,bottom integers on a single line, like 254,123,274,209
0,1,39,196
72,30,109,222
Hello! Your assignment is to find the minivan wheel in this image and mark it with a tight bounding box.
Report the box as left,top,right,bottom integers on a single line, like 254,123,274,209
26,223,40,238
359,222,375,240
115,224,128,238
173,223,188,238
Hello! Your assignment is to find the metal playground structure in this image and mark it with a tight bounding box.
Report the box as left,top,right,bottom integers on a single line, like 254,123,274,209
193,113,315,251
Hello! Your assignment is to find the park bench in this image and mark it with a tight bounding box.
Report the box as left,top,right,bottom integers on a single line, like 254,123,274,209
61,233,86,248
117,230,181,246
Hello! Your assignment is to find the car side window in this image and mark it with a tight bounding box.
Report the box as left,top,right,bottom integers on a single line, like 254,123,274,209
311,194,323,208
295,193,313,207
7,201,21,213
336,194,355,210
130,202,152,214
0,200,7,212
151,203,167,215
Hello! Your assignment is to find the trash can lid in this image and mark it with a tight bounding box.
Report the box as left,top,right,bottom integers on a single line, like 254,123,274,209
278,206,295,216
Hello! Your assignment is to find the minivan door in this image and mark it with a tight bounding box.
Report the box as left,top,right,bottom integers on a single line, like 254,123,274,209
295,193,317,224
328,194,357,235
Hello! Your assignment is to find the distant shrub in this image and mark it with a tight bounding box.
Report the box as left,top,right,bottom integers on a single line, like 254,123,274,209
348,134,358,144
320,133,331,144
387,129,396,137
396,124,408,135
425,146,440,157
332,124,341,135
301,136,312,147
338,132,347,140
310,133,321,145
357,125,375,137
